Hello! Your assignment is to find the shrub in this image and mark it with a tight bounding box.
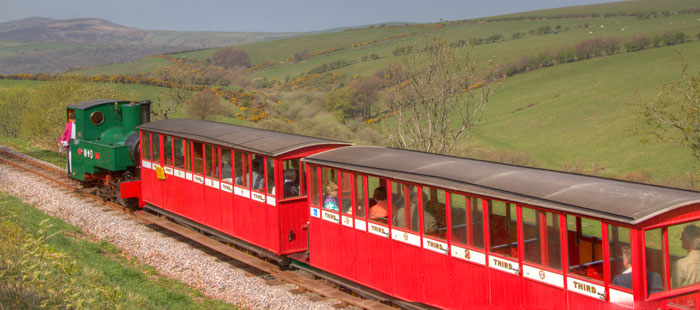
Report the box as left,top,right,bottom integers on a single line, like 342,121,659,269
625,35,652,52
211,46,251,69
184,90,224,121
555,47,576,63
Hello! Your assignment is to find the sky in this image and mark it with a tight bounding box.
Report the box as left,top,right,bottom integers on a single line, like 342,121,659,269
0,0,622,33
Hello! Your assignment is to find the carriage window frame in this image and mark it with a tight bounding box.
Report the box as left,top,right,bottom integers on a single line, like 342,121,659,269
234,150,249,188
421,186,446,239
191,141,203,175
521,206,562,271
174,138,185,170
353,174,367,219
152,133,162,164
449,192,485,250
164,136,173,167
204,144,219,179
390,181,419,233
321,167,339,212
367,176,389,225
251,154,265,192
566,214,605,282
487,199,519,259
281,158,303,200
266,157,275,196
309,165,320,207
340,172,352,215
141,131,151,162
220,148,233,184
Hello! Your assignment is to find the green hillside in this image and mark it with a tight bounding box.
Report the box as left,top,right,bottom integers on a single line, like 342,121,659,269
0,41,98,57
6,0,700,186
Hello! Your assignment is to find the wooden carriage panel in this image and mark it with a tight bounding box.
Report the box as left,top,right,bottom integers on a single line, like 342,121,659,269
367,223,394,295
449,255,488,310
422,241,450,308
320,210,343,275
391,228,424,303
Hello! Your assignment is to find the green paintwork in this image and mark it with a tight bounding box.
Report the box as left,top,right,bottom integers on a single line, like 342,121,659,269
67,100,146,181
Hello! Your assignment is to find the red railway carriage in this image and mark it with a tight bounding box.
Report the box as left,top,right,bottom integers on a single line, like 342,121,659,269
302,146,700,310
137,119,349,258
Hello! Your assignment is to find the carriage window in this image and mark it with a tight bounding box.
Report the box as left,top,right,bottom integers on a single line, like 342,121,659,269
141,132,150,160
322,168,338,211
422,186,446,239
266,158,275,196
251,155,264,191
309,166,319,206
204,144,218,178
174,139,185,169
185,141,192,171
450,194,484,249
609,225,633,290
282,159,301,199
489,200,518,258
669,220,700,290
354,174,366,218
522,207,562,270
391,183,418,233
567,215,603,281
164,136,173,166
152,133,161,164
645,228,667,294
192,142,203,174
368,176,388,224
234,150,249,187
221,148,232,183
340,172,352,215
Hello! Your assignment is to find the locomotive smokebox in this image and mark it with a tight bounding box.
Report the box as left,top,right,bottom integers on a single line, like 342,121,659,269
140,100,152,124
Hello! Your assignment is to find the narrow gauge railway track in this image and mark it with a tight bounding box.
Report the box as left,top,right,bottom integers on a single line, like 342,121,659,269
0,146,398,310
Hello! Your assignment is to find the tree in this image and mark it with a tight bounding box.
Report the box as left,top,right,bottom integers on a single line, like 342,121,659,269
184,90,224,121
635,63,700,168
324,86,356,123
211,46,251,69
350,76,382,120
151,67,194,120
384,34,502,155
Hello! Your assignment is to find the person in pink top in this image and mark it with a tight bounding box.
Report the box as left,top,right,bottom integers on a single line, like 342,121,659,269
60,113,76,172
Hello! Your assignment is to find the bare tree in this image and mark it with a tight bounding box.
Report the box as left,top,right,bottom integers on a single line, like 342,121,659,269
151,68,194,120
184,90,224,121
384,35,502,155
635,63,700,165
211,46,251,69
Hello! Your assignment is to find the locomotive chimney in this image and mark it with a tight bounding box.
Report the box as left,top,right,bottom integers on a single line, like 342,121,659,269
139,100,152,124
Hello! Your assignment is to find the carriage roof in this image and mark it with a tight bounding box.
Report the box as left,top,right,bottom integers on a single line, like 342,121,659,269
304,146,700,225
138,118,350,157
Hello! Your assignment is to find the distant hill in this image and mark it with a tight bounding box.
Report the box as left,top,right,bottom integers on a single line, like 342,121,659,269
0,17,302,48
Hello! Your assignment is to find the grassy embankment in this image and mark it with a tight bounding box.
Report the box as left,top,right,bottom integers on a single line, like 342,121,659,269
0,191,238,310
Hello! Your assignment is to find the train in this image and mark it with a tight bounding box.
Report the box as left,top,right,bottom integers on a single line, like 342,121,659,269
66,99,700,310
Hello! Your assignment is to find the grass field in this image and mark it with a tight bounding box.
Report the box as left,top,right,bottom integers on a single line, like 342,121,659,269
472,40,700,179
0,191,237,310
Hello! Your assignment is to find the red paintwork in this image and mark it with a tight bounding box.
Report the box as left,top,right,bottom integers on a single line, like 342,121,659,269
119,179,142,206
139,130,342,256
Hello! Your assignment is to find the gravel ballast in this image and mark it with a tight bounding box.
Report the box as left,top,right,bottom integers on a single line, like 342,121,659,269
0,160,342,310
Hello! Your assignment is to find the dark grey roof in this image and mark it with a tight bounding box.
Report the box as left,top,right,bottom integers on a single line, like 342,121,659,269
68,99,125,110
303,146,700,225
138,118,350,157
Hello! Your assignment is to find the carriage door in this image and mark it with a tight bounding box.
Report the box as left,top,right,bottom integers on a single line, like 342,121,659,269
486,200,522,310
565,215,608,310
520,207,566,309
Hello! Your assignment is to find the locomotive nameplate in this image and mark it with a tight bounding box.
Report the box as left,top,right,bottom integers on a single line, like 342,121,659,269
392,230,421,247
367,223,389,238
266,196,275,206
322,210,340,224
341,216,353,228
488,256,519,276
164,167,173,175
523,264,563,288
185,172,193,181
422,237,448,255
354,219,366,231
141,160,152,169
221,183,233,193
205,178,220,189
567,277,606,300
310,207,320,218
234,186,250,198
174,169,186,179
609,288,633,307
193,175,204,184
450,245,486,265
251,191,265,203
